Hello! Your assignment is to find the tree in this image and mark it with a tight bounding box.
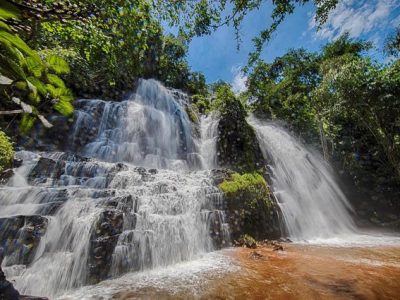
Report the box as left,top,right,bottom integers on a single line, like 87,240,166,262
316,55,400,179
247,49,321,144
385,26,400,58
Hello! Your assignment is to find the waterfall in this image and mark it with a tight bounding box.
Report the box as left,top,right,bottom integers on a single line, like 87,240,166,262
248,117,357,241
71,79,199,171
199,114,219,169
0,79,228,298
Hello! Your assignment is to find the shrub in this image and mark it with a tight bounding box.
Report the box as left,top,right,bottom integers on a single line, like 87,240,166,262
0,131,14,172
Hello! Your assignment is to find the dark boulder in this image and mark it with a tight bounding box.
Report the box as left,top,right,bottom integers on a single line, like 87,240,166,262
0,248,48,300
215,98,266,173
88,210,124,284
28,157,66,182
0,169,14,185
0,216,48,266
218,172,281,242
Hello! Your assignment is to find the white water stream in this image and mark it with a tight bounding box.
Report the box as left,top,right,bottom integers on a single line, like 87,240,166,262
0,80,227,298
248,116,400,245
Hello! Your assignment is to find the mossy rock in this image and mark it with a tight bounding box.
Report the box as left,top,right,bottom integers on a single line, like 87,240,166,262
212,86,265,172
219,172,281,241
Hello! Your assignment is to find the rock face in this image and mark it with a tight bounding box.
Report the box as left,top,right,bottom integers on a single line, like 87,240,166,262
0,249,20,300
88,195,136,283
17,115,72,152
0,216,48,266
215,98,266,173
214,171,281,242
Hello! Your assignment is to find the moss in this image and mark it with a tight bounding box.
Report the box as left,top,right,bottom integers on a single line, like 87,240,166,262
219,172,278,240
191,94,210,114
219,172,268,199
219,172,272,211
240,234,256,245
209,84,265,172
185,106,199,123
0,130,14,172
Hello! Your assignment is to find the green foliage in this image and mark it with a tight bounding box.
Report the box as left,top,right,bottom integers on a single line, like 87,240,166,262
30,2,208,98
248,48,321,143
0,130,14,172
191,94,210,114
211,82,247,116
385,26,400,57
322,33,372,60
239,234,257,247
0,0,73,133
316,55,400,179
219,172,268,198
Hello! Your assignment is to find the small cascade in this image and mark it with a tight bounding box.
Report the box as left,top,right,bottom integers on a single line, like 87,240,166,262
248,117,357,241
0,79,229,298
71,79,199,170
199,114,219,169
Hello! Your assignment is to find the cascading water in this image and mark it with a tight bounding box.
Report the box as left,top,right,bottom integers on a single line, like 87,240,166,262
0,79,229,298
248,116,358,241
72,79,200,170
199,114,219,169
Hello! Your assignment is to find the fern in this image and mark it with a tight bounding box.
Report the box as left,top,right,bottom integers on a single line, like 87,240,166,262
0,1,74,133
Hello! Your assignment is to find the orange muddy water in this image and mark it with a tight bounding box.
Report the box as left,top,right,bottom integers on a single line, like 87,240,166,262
203,244,400,300
110,243,400,300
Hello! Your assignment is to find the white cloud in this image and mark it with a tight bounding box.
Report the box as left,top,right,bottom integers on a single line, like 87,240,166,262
231,66,248,94
309,0,399,40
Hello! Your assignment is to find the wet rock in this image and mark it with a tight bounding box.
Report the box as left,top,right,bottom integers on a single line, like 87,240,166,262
17,114,72,152
210,169,233,186
13,158,23,168
249,251,264,260
112,162,129,172
261,240,284,251
0,169,14,184
215,100,267,173
0,216,48,266
220,173,281,241
53,152,90,162
102,195,137,213
0,264,20,300
234,235,257,249
88,210,124,284
135,167,146,175
28,157,66,181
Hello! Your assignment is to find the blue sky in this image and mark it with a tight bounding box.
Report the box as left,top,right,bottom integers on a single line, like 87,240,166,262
184,0,400,92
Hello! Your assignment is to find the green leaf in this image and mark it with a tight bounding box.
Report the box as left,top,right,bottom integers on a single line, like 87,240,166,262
19,113,36,134
54,99,74,116
0,0,21,20
47,55,70,74
0,31,36,58
28,91,40,104
14,80,26,90
47,74,66,88
46,83,58,98
26,56,44,78
27,76,47,96
0,53,26,80
0,20,12,32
